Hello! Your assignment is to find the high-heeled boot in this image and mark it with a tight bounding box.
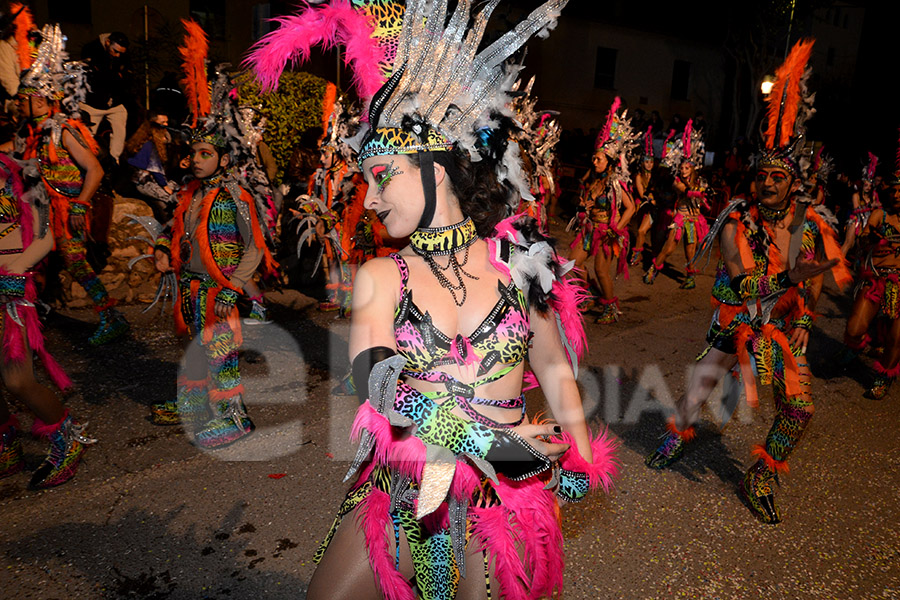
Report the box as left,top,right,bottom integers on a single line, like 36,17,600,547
29,411,96,490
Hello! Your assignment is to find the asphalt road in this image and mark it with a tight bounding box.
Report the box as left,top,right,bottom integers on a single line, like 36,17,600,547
2,242,899,599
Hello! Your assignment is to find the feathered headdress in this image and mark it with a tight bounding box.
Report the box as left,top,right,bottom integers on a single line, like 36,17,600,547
18,24,88,116
510,76,560,199
321,88,363,166
757,39,816,179
642,127,654,158
661,129,676,160
244,0,396,102
812,146,833,185
862,152,878,182
179,19,211,129
594,97,639,161
893,128,900,186
6,3,37,71
248,0,569,218
662,119,705,171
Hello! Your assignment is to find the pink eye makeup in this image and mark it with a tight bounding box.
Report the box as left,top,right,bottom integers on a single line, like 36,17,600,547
370,160,403,192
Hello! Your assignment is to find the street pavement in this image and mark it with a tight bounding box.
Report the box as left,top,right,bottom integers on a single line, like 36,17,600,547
2,243,899,599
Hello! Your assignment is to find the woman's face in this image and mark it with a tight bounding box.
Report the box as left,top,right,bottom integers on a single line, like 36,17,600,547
862,179,873,193
362,154,425,237
592,151,608,173
680,161,694,179
642,156,654,171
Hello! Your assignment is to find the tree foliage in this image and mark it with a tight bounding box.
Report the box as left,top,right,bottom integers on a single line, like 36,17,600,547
238,71,331,184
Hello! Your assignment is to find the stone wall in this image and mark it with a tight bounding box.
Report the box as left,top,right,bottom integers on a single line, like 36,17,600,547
59,196,162,308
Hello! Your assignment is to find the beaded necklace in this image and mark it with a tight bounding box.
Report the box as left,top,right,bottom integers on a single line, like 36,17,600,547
409,217,479,306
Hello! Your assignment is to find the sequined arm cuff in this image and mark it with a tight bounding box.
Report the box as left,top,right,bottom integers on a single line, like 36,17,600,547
730,269,792,299
791,312,815,331
68,202,88,216
215,288,240,307
0,274,27,298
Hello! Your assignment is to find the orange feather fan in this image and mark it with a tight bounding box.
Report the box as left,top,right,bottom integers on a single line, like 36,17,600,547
9,3,36,71
764,39,814,150
179,19,211,126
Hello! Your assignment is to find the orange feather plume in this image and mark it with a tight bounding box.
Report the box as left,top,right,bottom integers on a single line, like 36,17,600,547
764,39,814,150
179,19,211,126
321,82,337,138
9,3,36,71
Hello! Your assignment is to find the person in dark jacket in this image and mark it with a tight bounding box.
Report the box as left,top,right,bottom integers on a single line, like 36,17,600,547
79,32,131,164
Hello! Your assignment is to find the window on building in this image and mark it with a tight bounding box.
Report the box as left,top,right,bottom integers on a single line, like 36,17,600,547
49,0,92,24
826,47,835,67
671,60,691,100
594,47,617,89
843,14,849,29
833,7,841,26
191,0,227,38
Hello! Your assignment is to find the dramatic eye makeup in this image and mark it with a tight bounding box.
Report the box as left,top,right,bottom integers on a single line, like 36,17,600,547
195,149,214,160
370,160,403,192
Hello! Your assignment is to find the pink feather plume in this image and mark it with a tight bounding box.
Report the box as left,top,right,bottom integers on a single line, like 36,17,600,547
598,96,621,148
555,429,620,492
243,0,387,100
683,119,694,159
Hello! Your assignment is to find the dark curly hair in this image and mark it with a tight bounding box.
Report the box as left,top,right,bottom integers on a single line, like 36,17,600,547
408,147,514,237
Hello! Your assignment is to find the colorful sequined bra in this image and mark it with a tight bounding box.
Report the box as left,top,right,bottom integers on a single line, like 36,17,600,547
390,252,531,426
38,134,84,198
0,184,22,254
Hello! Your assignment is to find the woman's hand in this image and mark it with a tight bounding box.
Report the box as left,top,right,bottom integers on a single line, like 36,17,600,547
511,423,570,462
154,249,172,273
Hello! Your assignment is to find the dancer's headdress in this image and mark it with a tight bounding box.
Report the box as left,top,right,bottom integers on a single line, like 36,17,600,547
247,0,568,225
510,76,560,198
812,145,833,184
891,129,900,187
17,24,88,116
757,39,816,179
862,152,878,183
662,119,704,171
3,3,37,72
594,97,638,161
642,127,654,159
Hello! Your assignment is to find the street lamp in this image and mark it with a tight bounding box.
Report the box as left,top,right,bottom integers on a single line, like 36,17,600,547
761,75,776,95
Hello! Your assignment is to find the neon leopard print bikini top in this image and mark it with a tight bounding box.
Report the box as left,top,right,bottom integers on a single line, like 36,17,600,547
390,251,530,377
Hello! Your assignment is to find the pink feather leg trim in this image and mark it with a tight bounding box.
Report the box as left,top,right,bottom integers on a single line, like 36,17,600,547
357,489,416,600
31,409,69,438
555,428,620,493
873,360,900,378
469,506,531,600
350,402,425,481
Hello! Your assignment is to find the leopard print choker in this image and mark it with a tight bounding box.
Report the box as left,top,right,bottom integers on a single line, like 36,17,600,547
410,218,479,306
758,202,790,223
410,217,478,256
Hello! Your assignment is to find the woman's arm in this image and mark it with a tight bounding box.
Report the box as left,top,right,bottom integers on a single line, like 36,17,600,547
614,185,636,231
527,307,592,462
349,257,401,360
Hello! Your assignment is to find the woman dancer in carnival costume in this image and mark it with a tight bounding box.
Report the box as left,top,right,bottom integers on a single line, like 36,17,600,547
151,21,276,447
630,127,660,267
248,1,618,598
0,153,96,489
644,40,850,524
568,97,637,324
840,153,881,257
642,120,710,289
834,138,900,399
6,24,129,345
